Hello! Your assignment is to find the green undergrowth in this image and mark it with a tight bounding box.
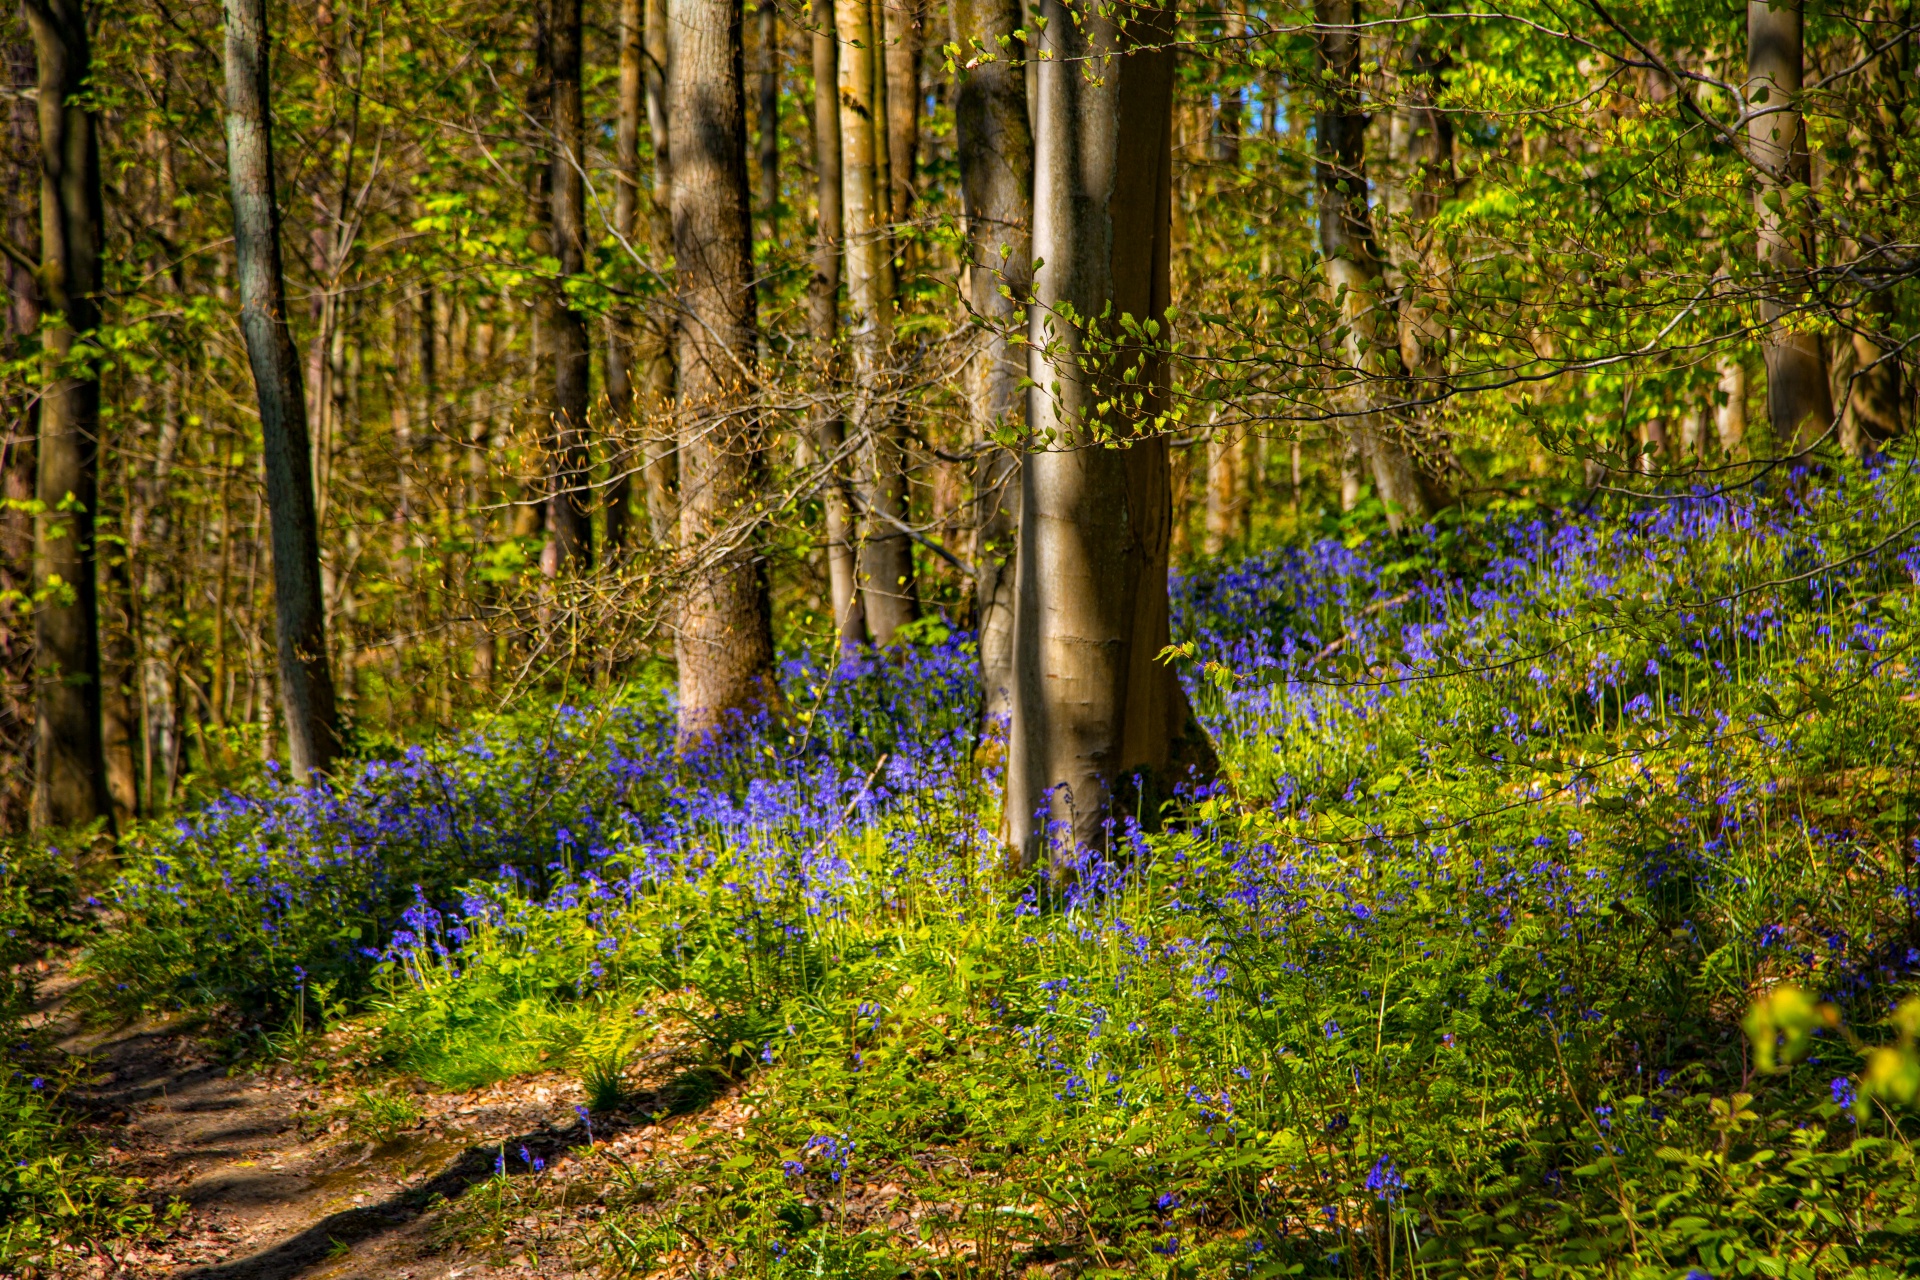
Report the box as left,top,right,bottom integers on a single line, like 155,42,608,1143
0,838,182,1276
70,464,1920,1275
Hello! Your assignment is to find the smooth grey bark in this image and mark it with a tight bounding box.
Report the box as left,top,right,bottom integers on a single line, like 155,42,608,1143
545,0,593,570
1005,0,1212,866
1392,23,1455,506
219,0,340,782
809,1,863,646
837,0,914,642
670,0,777,745
1747,0,1831,450
1314,0,1430,532
953,0,1031,727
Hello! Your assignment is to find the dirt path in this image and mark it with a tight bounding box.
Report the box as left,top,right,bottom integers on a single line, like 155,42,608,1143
34,973,606,1280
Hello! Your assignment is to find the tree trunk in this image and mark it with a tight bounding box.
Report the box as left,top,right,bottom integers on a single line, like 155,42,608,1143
1839,0,1907,449
757,0,779,242
3,26,40,832
642,0,680,546
1747,0,1831,450
546,0,593,570
1210,4,1243,169
1203,423,1241,557
837,0,914,641
881,0,922,226
809,0,863,646
220,0,340,781
670,0,778,745
1395,22,1456,504
1004,0,1212,866
1716,356,1748,453
25,0,111,830
954,0,1031,727
1315,0,1430,532
606,0,645,555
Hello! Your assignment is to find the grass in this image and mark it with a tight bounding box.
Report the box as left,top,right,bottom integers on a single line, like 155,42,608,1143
49,458,1920,1275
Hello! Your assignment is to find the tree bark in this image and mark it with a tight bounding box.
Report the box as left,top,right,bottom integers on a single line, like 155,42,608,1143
954,0,1031,726
1315,0,1430,532
810,0,863,646
757,0,779,242
837,0,914,641
606,0,645,554
1716,356,1748,453
220,0,340,781
3,26,40,832
881,0,922,226
1747,0,1831,450
670,0,778,745
545,0,593,570
642,0,680,545
24,0,111,830
1394,22,1457,503
1004,0,1212,866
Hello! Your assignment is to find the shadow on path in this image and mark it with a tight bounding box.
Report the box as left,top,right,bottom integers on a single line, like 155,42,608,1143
174,1123,590,1280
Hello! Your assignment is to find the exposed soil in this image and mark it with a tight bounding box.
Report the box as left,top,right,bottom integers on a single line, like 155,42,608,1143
27,967,638,1280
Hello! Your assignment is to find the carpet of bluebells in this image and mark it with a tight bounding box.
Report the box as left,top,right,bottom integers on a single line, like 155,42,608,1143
83,460,1920,1276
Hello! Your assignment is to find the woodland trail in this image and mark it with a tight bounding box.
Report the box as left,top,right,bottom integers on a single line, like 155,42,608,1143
30,965,628,1280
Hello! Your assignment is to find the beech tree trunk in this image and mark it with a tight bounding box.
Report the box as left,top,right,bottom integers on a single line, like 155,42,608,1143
219,0,340,781
2,31,38,831
1315,0,1430,532
954,0,1031,726
25,0,112,830
1716,356,1748,453
642,0,680,545
606,0,644,554
837,0,914,641
757,0,779,242
809,0,863,646
881,0,921,226
545,0,593,570
670,0,777,744
1004,0,1212,866
1395,24,1456,501
1203,424,1242,557
1747,0,1831,450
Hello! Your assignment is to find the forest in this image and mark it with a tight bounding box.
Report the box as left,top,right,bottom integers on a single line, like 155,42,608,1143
3,0,1920,1272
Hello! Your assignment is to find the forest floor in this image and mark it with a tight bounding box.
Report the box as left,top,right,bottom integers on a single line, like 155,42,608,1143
28,956,746,1280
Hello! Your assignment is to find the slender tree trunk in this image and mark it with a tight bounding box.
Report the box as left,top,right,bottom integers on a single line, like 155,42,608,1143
220,0,340,781
24,0,111,830
881,0,922,227
1211,4,1243,169
670,0,778,745
1840,0,1907,448
1394,22,1456,503
1203,423,1241,557
1004,0,1212,866
1315,0,1429,532
2,26,40,832
954,0,1031,726
606,0,645,555
757,0,779,242
1716,356,1748,453
838,0,914,641
1747,0,1831,450
810,0,863,646
546,0,593,570
640,0,680,545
